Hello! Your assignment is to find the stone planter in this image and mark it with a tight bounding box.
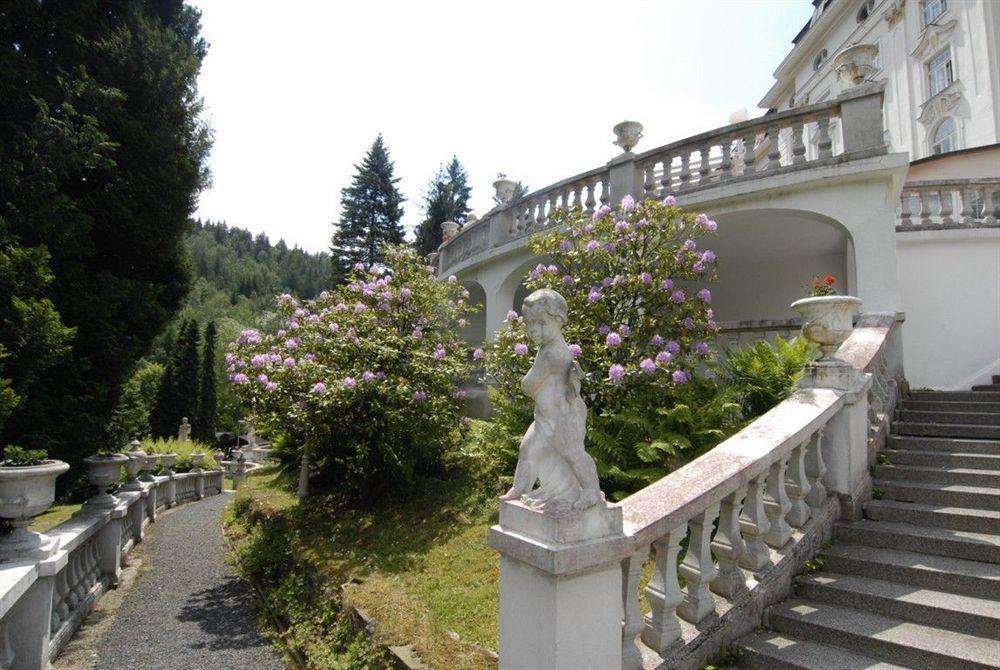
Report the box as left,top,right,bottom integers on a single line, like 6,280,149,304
0,459,70,562
190,453,205,470
612,120,644,153
82,454,128,509
121,440,146,491
833,43,878,87
493,177,517,206
139,454,158,482
791,295,862,361
158,453,177,475
440,220,460,242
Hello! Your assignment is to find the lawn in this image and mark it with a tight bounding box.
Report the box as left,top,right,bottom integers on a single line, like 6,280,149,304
30,503,83,532
225,450,501,670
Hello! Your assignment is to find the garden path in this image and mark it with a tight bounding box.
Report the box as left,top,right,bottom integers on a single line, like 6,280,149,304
58,492,285,670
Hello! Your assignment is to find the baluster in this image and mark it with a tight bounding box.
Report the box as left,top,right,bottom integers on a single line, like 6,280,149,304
621,545,650,670
659,155,673,193
918,189,933,226
786,441,812,528
570,183,582,211
535,198,547,228
698,145,711,184
599,178,610,208
677,503,720,623
739,472,771,571
767,124,781,169
678,152,691,187
988,188,1000,224
584,180,597,215
899,192,913,228
55,567,70,622
719,141,732,181
816,114,833,159
643,163,656,198
938,188,954,225
764,455,792,548
641,527,685,654
804,428,828,509
711,486,748,599
742,132,757,175
67,553,82,608
792,121,806,164
959,187,976,225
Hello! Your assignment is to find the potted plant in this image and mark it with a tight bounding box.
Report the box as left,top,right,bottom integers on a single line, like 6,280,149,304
82,448,129,509
0,446,70,562
790,275,862,361
120,440,146,492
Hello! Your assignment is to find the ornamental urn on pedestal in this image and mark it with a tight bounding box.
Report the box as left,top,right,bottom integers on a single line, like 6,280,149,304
0,458,70,562
612,121,644,153
82,453,129,509
791,295,862,361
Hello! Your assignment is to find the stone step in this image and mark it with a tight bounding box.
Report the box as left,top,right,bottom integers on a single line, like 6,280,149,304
873,479,1000,509
794,572,1000,639
897,409,1000,426
821,542,1000,599
865,499,1000,534
767,599,1000,669
874,463,1000,487
893,421,1000,440
972,384,1000,392
902,399,1000,413
737,631,910,670
911,391,1000,403
834,519,1000,563
888,435,1000,454
884,448,1000,470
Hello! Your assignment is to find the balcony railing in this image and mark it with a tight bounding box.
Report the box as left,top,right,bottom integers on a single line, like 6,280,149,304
897,178,1000,230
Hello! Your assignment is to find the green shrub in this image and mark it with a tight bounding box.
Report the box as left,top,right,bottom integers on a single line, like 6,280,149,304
140,437,217,471
714,336,818,419
1,445,48,466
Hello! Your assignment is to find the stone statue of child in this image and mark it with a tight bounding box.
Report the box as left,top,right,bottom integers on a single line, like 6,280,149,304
178,417,191,442
500,289,603,514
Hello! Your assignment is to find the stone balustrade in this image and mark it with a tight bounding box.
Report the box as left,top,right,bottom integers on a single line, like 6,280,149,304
491,314,904,670
439,82,887,277
0,465,225,669
715,318,802,348
897,178,1000,230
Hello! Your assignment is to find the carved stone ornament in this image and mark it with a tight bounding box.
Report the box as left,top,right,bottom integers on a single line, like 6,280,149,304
917,81,963,127
882,0,905,28
910,19,957,60
499,289,604,515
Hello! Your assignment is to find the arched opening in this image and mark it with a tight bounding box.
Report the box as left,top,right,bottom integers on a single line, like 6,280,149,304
460,281,487,346
499,256,554,320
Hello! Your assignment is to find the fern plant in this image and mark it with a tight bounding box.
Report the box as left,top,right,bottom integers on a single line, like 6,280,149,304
714,336,818,419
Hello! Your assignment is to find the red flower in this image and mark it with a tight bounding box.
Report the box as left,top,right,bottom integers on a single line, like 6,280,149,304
824,275,836,285
812,279,821,286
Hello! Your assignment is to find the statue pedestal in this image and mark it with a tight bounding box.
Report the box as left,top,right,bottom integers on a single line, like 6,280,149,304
490,500,630,670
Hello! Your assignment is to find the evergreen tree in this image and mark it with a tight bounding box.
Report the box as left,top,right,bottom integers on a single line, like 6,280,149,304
0,1,210,462
414,156,473,256
330,135,405,281
149,318,200,438
195,321,217,441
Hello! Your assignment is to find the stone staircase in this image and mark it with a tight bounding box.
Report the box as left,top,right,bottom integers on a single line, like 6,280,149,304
737,379,1000,669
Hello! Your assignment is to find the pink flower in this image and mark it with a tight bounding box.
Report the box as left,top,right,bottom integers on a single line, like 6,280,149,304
683,317,695,329
667,340,681,354
264,381,278,392
401,287,412,299
432,347,446,360
257,374,269,385
701,250,716,264
606,332,622,347
639,358,656,374
562,274,574,286
310,382,326,394
608,364,625,382
507,310,519,321
514,343,529,356
695,341,710,355
620,194,635,212
412,328,423,339
619,324,631,337
232,373,248,384
670,290,685,304
640,272,653,284
660,278,674,291
329,322,340,332
412,390,427,402
362,371,376,382
683,239,697,251
587,289,602,304
586,240,600,252
651,334,664,347
472,348,484,361
343,377,357,388
447,275,457,282
560,239,572,251
672,370,691,384
698,289,712,303
593,204,611,220
283,357,296,368
568,343,582,358
662,195,677,205
656,350,672,365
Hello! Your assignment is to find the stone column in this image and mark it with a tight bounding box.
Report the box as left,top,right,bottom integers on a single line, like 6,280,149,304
297,448,310,499
607,153,644,204
489,500,631,670
96,505,126,586
6,550,67,670
798,361,872,519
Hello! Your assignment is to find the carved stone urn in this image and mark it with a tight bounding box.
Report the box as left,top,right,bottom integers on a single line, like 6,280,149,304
190,453,205,471
158,452,177,476
791,295,862,361
612,121,644,153
440,220,460,242
0,458,70,561
82,453,128,509
833,43,879,87
120,440,147,492
493,177,517,206
139,454,158,482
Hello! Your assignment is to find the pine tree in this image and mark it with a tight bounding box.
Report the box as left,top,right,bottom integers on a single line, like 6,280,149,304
195,321,217,441
331,135,405,281
148,319,200,438
414,157,473,256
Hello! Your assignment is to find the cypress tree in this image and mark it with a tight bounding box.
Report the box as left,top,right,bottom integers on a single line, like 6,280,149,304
148,318,200,438
195,321,217,441
331,135,405,281
414,156,473,256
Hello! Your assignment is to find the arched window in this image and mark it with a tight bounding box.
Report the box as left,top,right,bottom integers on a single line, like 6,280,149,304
932,117,959,154
813,49,828,71
857,0,875,23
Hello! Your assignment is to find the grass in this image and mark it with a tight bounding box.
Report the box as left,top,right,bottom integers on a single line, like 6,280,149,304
225,454,500,670
141,437,218,470
30,502,82,532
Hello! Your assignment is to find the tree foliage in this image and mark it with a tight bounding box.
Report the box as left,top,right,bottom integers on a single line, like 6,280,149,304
195,320,218,441
414,156,472,256
149,318,201,439
330,136,405,282
107,359,164,447
0,0,210,463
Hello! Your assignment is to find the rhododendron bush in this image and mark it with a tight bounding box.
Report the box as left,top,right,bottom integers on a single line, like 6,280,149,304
486,196,741,497
227,245,473,494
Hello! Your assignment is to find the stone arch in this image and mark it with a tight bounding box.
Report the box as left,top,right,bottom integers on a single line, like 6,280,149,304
460,280,487,346
499,256,554,318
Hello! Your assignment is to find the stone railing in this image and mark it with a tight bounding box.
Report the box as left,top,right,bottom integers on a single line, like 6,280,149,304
490,313,905,670
715,318,802,348
0,465,225,669
897,178,1000,230
439,82,887,276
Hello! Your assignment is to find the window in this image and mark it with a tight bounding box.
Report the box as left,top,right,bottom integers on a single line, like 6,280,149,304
922,0,947,26
857,0,875,23
932,117,958,154
813,49,829,71
927,47,953,96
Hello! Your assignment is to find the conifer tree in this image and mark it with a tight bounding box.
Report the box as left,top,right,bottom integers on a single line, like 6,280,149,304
331,135,405,281
149,319,200,438
195,321,217,441
414,156,472,256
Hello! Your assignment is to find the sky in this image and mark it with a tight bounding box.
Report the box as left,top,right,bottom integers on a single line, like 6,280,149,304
190,0,815,254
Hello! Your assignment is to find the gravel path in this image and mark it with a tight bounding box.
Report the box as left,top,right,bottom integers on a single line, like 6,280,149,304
87,492,285,670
